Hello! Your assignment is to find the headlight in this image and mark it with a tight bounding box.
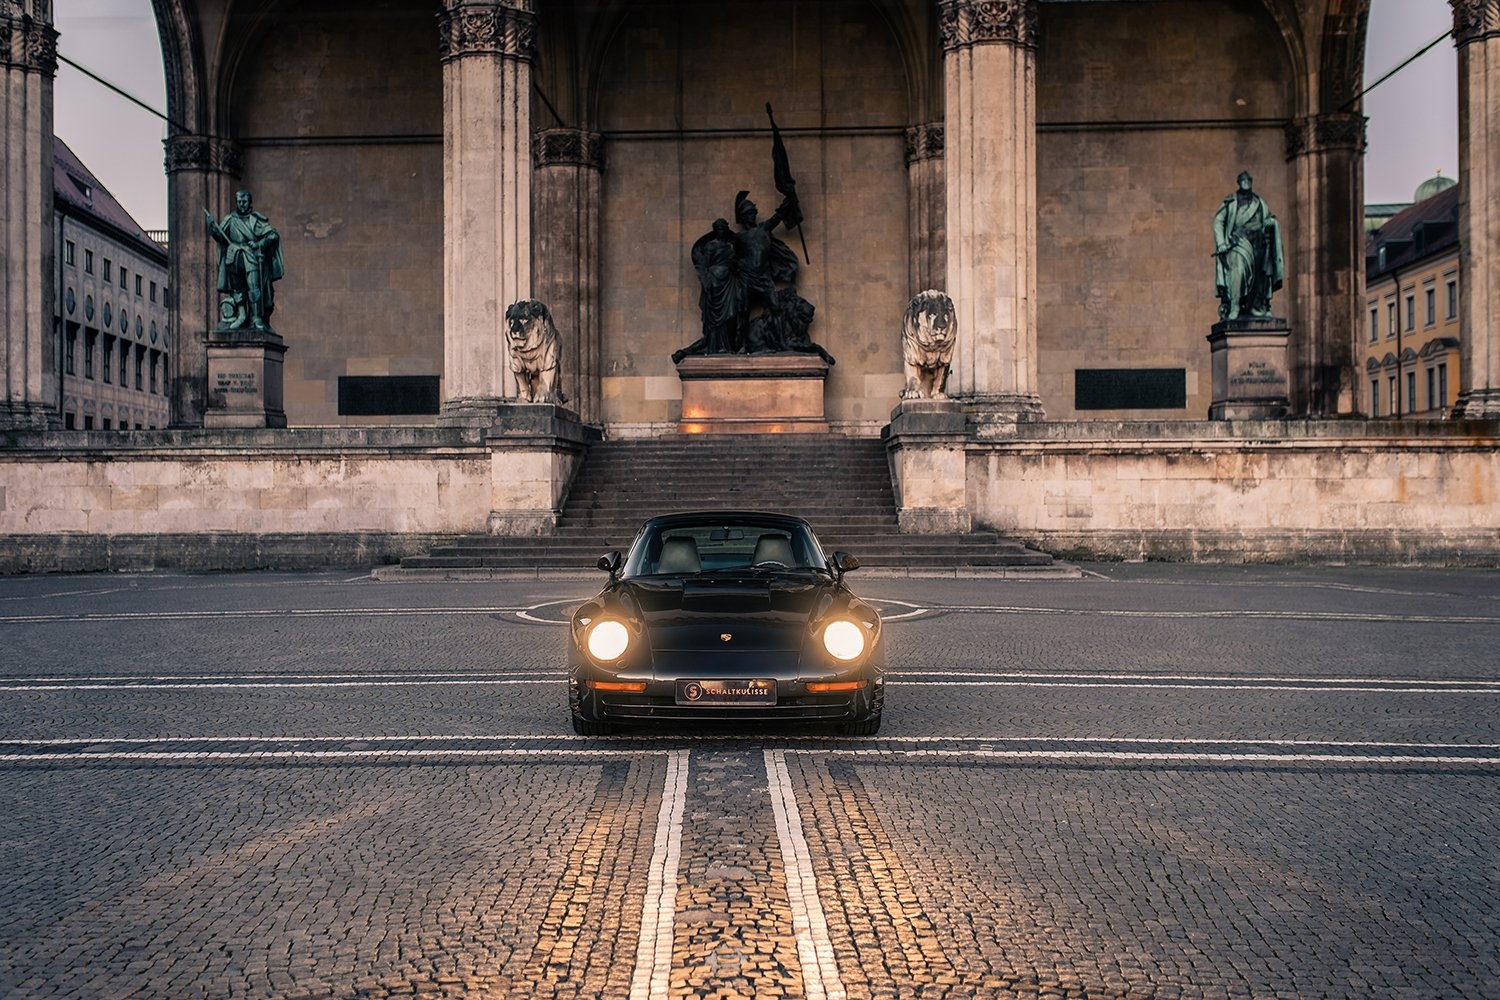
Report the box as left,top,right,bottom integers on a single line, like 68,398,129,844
585,619,631,662
822,619,867,661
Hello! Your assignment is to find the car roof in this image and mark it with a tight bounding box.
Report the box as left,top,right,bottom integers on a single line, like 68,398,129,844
638,511,814,531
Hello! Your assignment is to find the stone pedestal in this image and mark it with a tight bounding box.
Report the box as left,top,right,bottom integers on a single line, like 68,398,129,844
884,399,971,534
675,354,830,434
1207,318,1290,420
204,330,287,429
484,403,596,535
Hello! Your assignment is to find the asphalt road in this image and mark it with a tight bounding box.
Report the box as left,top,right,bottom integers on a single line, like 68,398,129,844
1,565,1497,999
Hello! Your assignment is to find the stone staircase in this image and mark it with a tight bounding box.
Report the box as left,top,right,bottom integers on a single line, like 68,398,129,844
377,435,1071,578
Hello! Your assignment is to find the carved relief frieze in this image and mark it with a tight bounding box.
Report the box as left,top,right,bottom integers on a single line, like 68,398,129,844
904,123,944,165
1452,0,1500,44
938,0,1038,52
0,9,57,74
437,1,535,63
164,134,243,177
1284,113,1366,160
534,128,605,170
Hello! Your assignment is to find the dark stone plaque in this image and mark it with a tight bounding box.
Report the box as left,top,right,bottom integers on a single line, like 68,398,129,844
338,376,441,416
1075,369,1187,411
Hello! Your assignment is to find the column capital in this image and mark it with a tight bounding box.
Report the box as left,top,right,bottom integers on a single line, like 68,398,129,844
1284,113,1366,160
938,0,1039,52
437,1,535,63
1451,0,1500,45
0,7,58,75
534,128,604,170
164,134,242,176
904,123,944,165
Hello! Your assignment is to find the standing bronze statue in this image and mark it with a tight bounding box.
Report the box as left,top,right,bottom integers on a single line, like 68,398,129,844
1213,171,1284,321
205,190,284,332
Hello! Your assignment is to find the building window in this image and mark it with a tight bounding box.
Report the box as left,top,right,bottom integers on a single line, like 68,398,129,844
65,240,75,266
102,418,112,430
103,259,112,282
119,342,128,385
84,331,96,378
84,249,94,274
136,348,146,391
1405,294,1415,332
149,281,157,303
65,328,76,375
1425,287,1436,326
1427,367,1437,411
1369,308,1378,343
1387,301,1397,337
1439,363,1449,405
1407,371,1417,414
120,267,128,290
102,337,113,383
64,412,75,430
1447,279,1458,319
134,274,142,296
1389,375,1398,415
1370,379,1380,416
83,415,94,430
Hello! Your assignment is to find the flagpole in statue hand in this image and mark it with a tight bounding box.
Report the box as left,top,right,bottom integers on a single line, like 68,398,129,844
766,103,810,265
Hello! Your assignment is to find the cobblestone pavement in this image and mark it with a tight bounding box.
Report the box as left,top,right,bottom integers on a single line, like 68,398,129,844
0,566,1497,998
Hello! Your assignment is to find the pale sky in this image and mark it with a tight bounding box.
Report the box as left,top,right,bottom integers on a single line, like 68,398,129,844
52,0,1459,232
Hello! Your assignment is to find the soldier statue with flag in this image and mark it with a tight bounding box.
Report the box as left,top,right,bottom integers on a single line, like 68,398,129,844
675,103,832,364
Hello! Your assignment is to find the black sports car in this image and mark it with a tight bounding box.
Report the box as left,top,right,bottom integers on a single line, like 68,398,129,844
568,511,885,735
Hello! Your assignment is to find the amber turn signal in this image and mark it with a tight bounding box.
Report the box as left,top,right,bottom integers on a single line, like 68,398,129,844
806,680,867,693
587,680,647,693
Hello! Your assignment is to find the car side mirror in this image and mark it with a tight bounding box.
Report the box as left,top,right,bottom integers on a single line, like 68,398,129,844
597,550,623,581
830,551,860,579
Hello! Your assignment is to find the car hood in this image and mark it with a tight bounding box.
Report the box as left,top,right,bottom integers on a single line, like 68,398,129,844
623,574,829,652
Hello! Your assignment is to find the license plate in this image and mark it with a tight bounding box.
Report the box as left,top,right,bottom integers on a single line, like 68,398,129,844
676,678,777,706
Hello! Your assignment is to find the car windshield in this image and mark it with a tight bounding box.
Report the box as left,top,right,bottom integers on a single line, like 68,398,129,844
623,519,827,577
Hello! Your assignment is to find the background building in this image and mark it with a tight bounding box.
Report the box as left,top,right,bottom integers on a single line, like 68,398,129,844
1363,175,1460,418
54,139,171,431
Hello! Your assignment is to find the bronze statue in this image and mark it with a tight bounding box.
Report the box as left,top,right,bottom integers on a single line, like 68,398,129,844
205,190,283,332
673,104,833,366
1213,171,1284,321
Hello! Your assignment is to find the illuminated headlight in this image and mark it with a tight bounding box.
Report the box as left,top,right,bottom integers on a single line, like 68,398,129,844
585,620,631,662
822,619,867,661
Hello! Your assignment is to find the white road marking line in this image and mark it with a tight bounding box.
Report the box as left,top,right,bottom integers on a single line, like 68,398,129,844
0,607,530,624
812,749,1500,765
892,681,1500,693
0,679,559,692
766,749,845,1000
0,748,647,763
901,670,1500,686
927,605,1500,625
3,735,1494,751
630,749,689,1000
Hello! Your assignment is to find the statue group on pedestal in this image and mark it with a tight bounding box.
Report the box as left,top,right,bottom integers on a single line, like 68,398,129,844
673,105,835,366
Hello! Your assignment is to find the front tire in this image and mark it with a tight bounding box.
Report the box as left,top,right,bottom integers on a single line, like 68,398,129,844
838,714,881,736
571,713,619,736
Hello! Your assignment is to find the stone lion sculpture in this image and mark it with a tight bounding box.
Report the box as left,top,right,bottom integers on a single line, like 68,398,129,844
505,299,566,404
900,290,957,400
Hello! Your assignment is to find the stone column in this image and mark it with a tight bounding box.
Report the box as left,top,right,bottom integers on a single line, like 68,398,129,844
533,127,602,425
940,0,1044,437
1450,0,1500,418
905,122,945,296
1285,112,1365,416
438,0,535,425
0,1,58,430
164,135,242,427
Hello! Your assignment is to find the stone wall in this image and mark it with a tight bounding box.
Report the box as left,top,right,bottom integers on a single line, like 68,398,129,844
229,0,444,426
969,422,1500,564
1036,0,1294,421
595,0,910,434
0,426,584,572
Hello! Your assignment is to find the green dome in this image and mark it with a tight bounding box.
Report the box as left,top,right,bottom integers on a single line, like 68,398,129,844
1414,173,1456,202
